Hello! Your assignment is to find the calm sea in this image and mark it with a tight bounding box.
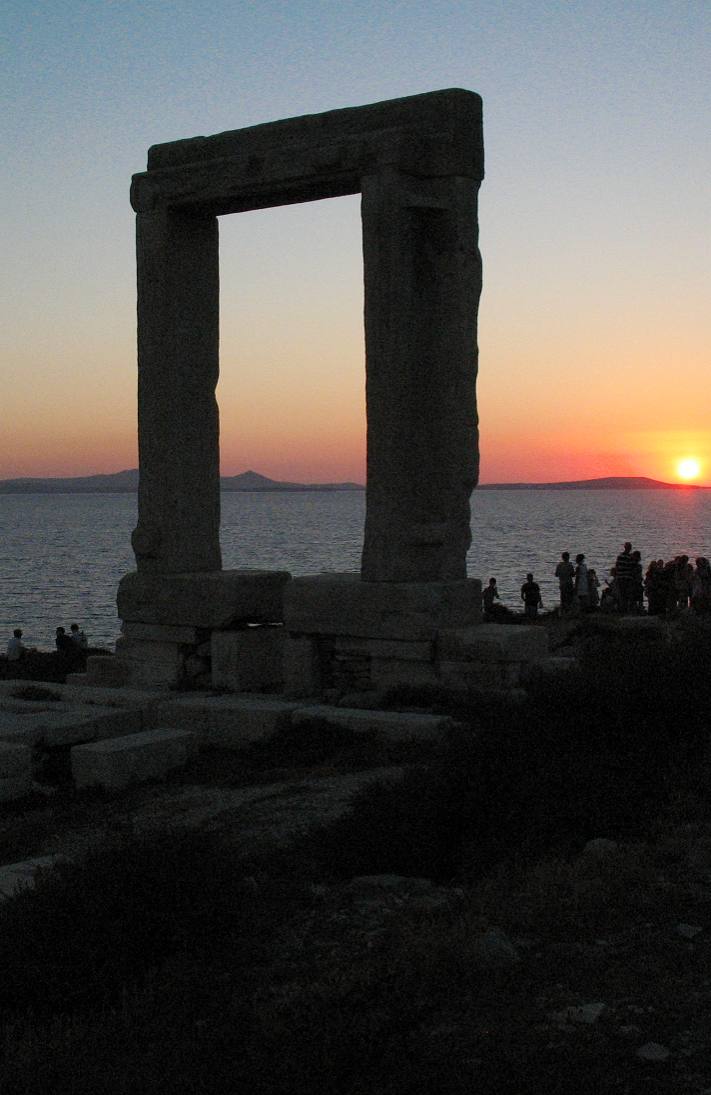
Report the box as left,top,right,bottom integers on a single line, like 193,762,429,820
1,490,709,650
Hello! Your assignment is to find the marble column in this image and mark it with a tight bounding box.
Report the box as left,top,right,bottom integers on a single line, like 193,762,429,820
360,169,481,582
132,208,221,573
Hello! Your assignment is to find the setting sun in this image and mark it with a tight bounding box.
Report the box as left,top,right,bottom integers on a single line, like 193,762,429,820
677,457,701,482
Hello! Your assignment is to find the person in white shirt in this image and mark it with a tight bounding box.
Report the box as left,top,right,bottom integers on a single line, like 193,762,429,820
70,623,88,649
575,553,590,611
7,629,26,661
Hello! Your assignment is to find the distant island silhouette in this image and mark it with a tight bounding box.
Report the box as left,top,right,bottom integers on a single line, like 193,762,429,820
0,469,364,493
0,472,706,493
477,476,708,491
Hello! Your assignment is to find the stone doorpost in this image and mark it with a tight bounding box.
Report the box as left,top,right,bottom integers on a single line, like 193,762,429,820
361,170,481,581
132,208,221,574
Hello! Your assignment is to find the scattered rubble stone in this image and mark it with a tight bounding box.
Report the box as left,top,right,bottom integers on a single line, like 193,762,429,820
636,1042,670,1062
676,923,703,939
469,928,520,968
582,838,619,858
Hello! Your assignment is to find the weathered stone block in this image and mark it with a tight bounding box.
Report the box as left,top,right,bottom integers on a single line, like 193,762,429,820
335,638,434,662
0,776,32,802
285,574,482,641
0,705,144,749
118,569,290,627
291,705,457,742
113,637,184,687
61,684,167,709
369,659,439,691
72,728,197,790
438,660,505,691
438,624,548,664
41,707,145,748
135,89,484,215
0,725,36,747
151,694,298,748
84,655,131,687
526,656,577,681
0,680,65,697
121,622,204,644
0,741,33,778
0,698,62,715
150,696,212,734
205,696,299,748
211,628,284,692
282,634,322,697
504,663,525,686
0,855,63,897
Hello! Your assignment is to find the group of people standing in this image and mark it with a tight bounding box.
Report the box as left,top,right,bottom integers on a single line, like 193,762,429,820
555,542,711,616
482,542,711,622
641,553,710,616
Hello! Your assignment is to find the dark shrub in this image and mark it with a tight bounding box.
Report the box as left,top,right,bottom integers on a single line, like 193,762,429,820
0,830,274,1017
284,626,711,883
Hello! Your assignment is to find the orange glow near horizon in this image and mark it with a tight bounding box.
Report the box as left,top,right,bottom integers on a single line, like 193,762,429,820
3,403,711,487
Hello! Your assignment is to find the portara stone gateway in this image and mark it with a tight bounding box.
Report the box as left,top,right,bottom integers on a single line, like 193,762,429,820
86,90,547,695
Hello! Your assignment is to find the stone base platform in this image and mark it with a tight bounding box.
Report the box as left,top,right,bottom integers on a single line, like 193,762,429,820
438,624,550,692
283,573,485,696
92,569,292,689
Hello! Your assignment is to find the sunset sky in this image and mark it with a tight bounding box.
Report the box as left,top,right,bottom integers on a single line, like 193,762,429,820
2,1,709,485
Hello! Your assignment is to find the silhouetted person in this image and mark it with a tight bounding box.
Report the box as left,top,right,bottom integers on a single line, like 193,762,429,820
521,573,542,619
555,552,575,613
630,550,644,611
662,559,678,614
614,542,634,612
574,553,589,611
691,557,711,614
55,627,75,654
674,555,693,610
70,622,88,649
482,577,500,621
7,629,26,661
645,559,666,616
587,568,600,609
600,569,619,612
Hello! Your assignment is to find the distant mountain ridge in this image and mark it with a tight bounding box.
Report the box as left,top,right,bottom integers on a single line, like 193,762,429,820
0,469,363,493
0,472,706,494
477,476,708,490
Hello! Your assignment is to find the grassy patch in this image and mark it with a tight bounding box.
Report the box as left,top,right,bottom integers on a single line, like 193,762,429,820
1,828,709,1093
251,624,711,884
0,829,303,1019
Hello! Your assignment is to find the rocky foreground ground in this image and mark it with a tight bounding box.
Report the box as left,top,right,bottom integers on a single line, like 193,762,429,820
1,612,710,1092
0,740,709,1093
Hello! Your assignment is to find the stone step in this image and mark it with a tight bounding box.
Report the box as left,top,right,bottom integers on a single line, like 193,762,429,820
292,705,459,742
0,855,64,898
0,703,145,749
71,728,197,790
0,741,33,802
84,654,131,687
152,693,300,748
